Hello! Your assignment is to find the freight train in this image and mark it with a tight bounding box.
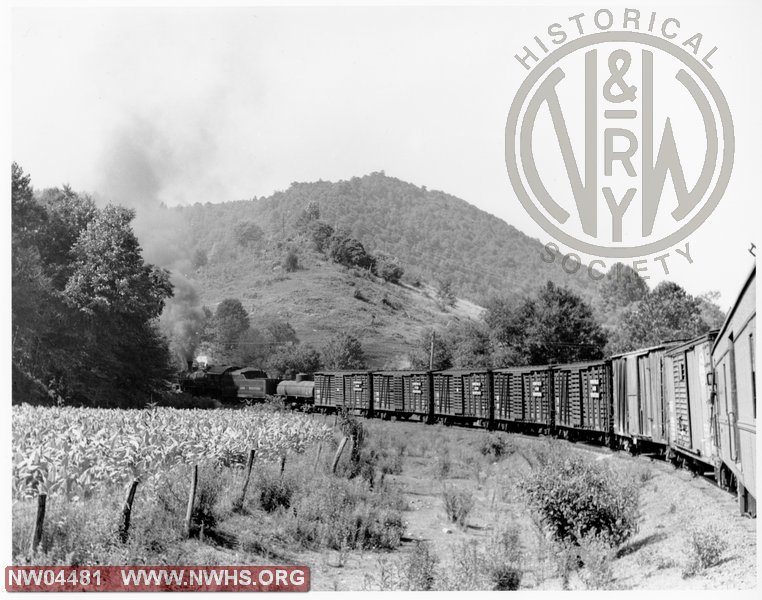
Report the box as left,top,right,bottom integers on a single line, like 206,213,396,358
181,266,757,516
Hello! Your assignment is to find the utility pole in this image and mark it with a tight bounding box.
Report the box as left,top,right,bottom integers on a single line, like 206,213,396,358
429,331,435,370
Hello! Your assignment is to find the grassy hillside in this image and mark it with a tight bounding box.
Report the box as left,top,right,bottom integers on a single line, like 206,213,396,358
191,245,483,368
171,172,601,307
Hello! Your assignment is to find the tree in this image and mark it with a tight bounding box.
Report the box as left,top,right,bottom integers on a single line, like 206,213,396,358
62,204,174,404
37,186,98,287
376,254,404,284
600,263,649,309
233,220,264,247
696,291,726,330
64,205,172,318
308,220,334,253
486,282,607,365
329,234,376,271
212,298,250,360
11,162,46,245
267,344,322,378
12,166,177,406
407,327,452,370
607,281,710,354
295,201,320,230
447,321,492,368
322,333,367,370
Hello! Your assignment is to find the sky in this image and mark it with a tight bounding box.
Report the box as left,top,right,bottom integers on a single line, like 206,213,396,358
11,2,761,309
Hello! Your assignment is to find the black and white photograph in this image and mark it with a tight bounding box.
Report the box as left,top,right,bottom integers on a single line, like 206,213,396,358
6,1,759,594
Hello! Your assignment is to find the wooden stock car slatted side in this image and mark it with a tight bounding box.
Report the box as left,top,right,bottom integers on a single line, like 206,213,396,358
664,332,718,468
431,370,491,421
492,366,553,429
492,369,524,422
611,343,681,446
372,371,431,417
553,361,611,435
314,371,374,412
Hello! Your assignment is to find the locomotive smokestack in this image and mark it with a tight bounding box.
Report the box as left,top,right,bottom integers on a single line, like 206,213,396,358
187,360,193,372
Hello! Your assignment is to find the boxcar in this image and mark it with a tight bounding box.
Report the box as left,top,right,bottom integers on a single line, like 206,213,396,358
611,342,682,452
431,369,492,425
552,360,612,443
372,371,432,420
313,371,373,414
663,332,718,473
712,266,756,515
492,366,553,433
229,368,279,401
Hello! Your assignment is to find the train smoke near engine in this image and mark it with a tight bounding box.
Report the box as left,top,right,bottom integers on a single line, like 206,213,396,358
94,115,218,364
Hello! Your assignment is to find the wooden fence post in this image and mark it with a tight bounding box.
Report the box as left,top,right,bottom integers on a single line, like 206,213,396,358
280,453,287,478
184,465,198,539
234,449,256,512
119,480,140,543
30,493,46,554
331,436,349,474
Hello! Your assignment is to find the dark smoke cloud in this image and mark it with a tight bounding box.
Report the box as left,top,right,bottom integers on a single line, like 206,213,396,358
95,114,226,362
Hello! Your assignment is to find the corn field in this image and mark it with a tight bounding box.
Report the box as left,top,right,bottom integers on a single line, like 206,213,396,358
12,405,332,500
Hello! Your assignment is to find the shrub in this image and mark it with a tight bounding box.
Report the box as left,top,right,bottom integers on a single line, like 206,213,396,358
376,255,404,284
329,234,376,271
405,541,438,590
321,333,367,370
442,486,474,528
256,469,295,512
479,433,513,459
282,250,299,272
578,533,615,589
266,344,321,379
290,477,404,551
307,221,334,253
486,525,524,590
682,526,727,577
233,220,264,247
520,451,639,547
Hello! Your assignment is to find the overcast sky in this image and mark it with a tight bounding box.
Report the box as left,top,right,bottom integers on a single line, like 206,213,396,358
12,2,760,308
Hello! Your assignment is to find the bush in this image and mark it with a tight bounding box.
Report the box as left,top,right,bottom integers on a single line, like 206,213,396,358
682,526,727,577
479,433,513,459
266,344,321,379
282,249,299,272
256,469,296,512
578,533,615,589
307,220,334,253
376,255,404,284
520,451,639,547
329,234,376,271
321,333,367,370
442,486,474,528
486,525,524,590
370,541,439,591
290,477,404,551
405,541,438,590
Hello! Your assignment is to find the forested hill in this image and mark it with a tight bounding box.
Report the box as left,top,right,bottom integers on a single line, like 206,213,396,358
173,172,600,305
